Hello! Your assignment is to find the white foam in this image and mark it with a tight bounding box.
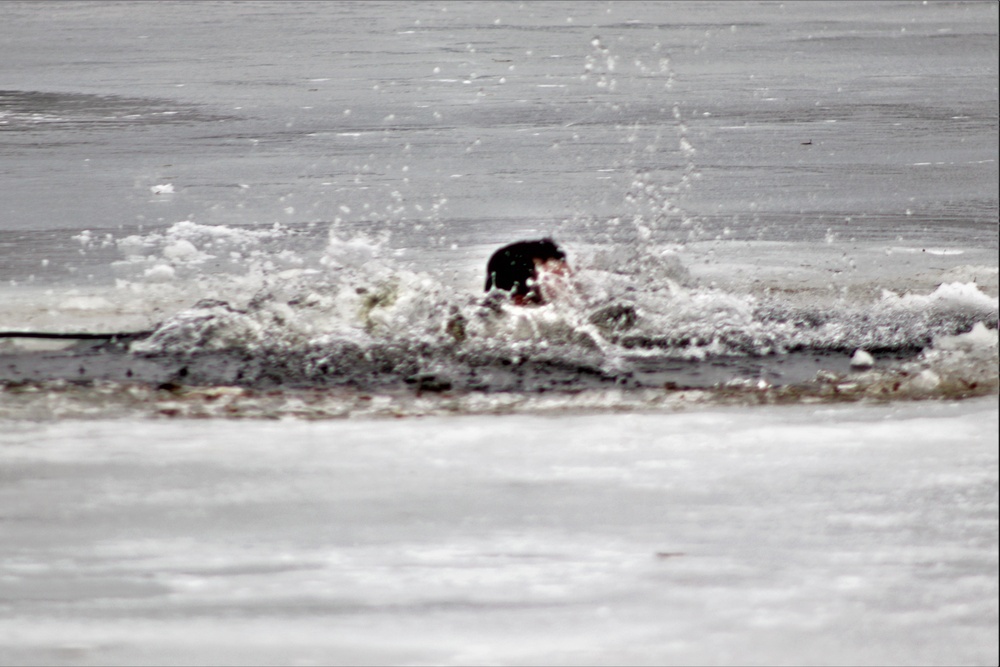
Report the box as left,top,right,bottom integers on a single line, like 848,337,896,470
933,321,998,352
162,239,210,263
142,264,176,282
880,281,998,312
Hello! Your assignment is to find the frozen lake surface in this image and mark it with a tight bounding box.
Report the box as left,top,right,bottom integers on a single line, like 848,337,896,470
0,1,997,664
1,400,997,666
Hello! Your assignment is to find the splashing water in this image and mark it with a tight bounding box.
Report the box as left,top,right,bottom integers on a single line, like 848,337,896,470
1,21,996,418
3,214,995,421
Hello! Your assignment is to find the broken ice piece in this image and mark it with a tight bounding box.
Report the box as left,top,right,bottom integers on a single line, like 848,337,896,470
849,349,875,368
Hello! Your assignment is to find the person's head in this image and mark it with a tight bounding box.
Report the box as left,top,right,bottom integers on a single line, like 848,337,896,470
484,238,570,305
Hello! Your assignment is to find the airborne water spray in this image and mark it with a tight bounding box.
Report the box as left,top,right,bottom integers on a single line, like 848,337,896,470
561,34,700,294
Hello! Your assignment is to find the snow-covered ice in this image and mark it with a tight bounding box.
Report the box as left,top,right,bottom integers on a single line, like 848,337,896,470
0,399,996,666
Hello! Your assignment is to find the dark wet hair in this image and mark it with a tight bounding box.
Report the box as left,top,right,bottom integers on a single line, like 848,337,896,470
484,238,566,303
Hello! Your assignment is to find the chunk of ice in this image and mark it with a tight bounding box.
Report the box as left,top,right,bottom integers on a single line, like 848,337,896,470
850,349,875,368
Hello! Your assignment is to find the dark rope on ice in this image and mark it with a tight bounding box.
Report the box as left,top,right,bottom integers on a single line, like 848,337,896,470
0,330,153,341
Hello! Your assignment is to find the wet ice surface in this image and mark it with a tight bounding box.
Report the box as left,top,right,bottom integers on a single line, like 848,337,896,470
1,400,997,666
0,1,998,664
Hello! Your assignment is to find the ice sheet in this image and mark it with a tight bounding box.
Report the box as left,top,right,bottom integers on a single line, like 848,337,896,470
0,399,996,665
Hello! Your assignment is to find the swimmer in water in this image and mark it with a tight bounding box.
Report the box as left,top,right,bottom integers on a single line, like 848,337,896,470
484,238,570,305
